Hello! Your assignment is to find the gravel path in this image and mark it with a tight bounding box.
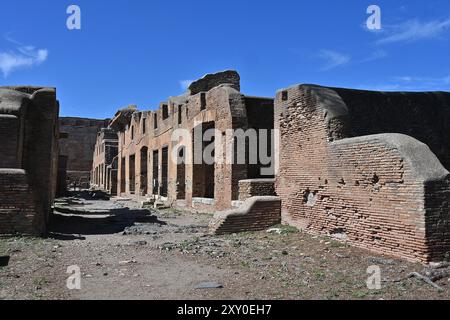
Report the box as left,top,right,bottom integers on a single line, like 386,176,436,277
0,193,449,300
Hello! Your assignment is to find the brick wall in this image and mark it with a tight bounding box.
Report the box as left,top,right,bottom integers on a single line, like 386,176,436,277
0,170,44,235
333,88,450,170
0,86,59,236
275,84,450,263
238,179,276,201
0,115,19,168
209,196,281,235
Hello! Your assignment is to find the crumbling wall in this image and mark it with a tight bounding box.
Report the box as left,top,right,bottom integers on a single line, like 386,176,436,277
209,196,281,235
275,84,450,262
111,71,274,213
188,70,240,95
239,179,276,201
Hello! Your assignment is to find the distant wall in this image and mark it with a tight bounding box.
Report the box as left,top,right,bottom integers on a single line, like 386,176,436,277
59,117,109,186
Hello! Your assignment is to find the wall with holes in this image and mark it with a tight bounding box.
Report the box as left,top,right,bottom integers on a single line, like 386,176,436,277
275,84,450,263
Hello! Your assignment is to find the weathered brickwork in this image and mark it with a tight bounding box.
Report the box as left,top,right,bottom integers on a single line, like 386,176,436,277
0,86,60,236
108,71,274,213
275,84,450,262
209,196,281,235
0,169,41,235
238,179,276,201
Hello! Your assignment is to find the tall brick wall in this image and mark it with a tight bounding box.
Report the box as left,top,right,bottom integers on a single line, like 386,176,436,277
275,84,450,263
0,115,19,168
332,89,450,170
0,87,60,236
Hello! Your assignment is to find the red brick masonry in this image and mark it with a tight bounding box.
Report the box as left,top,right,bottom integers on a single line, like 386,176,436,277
209,196,281,235
275,84,450,263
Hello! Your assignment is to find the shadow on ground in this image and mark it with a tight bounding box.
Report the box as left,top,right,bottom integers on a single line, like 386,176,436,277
48,191,167,239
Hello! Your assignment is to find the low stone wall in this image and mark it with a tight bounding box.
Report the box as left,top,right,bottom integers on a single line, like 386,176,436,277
238,179,276,201
209,196,281,235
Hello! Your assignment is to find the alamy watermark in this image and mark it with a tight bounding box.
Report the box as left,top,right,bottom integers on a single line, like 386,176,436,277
170,127,279,177
66,5,81,30
66,265,81,290
366,265,382,290
366,5,382,30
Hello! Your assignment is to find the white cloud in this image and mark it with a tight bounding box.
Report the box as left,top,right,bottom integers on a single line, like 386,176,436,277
377,18,450,44
394,75,450,87
358,75,450,92
317,50,350,71
361,49,387,63
179,80,194,92
0,37,48,77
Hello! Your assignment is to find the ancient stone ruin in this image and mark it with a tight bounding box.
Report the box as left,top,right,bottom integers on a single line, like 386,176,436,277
275,85,450,263
0,71,449,263
0,86,60,235
107,71,279,226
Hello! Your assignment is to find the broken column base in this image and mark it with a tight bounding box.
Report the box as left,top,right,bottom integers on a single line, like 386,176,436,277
209,196,281,235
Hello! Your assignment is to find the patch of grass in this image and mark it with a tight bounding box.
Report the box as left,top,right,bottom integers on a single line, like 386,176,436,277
326,288,340,300
314,269,326,281
33,277,49,287
271,225,300,235
352,290,368,299
329,240,347,248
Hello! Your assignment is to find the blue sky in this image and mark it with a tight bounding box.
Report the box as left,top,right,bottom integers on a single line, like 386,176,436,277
1,0,450,119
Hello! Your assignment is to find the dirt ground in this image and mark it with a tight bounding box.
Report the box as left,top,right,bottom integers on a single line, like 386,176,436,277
0,192,449,300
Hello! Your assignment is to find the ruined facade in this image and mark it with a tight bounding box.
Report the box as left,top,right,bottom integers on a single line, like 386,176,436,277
0,86,60,235
59,117,110,188
275,85,450,263
109,71,277,214
91,128,119,195
84,72,450,263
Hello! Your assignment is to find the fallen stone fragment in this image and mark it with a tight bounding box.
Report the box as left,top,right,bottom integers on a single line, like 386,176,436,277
266,228,282,235
194,282,224,289
368,257,395,265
